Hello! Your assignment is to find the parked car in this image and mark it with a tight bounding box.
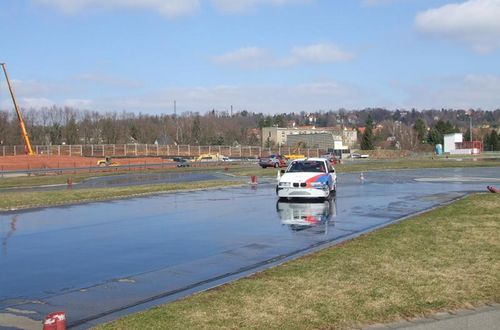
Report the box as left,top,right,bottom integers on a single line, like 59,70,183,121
195,153,228,162
173,157,190,167
320,152,340,164
351,153,369,159
258,154,287,168
276,158,336,200
97,156,119,166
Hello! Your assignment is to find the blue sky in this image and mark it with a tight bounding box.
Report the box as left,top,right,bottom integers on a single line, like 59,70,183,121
1,0,499,114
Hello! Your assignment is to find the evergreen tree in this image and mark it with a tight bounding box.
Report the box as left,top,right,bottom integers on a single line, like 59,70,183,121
129,125,139,142
464,128,471,142
273,114,286,127
427,120,458,145
258,116,273,128
361,115,374,150
64,117,79,145
191,115,201,144
414,118,427,143
49,123,63,145
435,120,456,135
490,130,499,151
427,128,442,145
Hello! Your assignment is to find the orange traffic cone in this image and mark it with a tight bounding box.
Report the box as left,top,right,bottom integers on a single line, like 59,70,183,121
250,175,257,185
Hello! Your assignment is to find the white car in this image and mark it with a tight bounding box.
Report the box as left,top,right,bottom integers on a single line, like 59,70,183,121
276,158,337,200
351,152,369,159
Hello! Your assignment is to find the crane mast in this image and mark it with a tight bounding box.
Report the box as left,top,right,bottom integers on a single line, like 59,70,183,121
1,63,34,155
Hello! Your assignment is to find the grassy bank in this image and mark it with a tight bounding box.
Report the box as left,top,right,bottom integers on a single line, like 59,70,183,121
229,157,500,177
335,157,500,173
0,180,240,211
100,193,500,329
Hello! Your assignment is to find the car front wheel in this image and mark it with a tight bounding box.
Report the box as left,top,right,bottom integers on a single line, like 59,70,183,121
330,184,336,195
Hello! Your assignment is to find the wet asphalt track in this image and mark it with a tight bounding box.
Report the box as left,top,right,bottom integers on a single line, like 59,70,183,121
0,167,499,329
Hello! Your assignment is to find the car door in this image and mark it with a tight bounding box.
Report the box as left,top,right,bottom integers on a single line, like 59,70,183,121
327,161,336,190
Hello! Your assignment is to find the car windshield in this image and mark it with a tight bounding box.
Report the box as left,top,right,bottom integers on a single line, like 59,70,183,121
287,161,325,173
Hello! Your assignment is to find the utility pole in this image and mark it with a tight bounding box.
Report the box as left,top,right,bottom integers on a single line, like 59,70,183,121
469,115,473,142
174,100,179,143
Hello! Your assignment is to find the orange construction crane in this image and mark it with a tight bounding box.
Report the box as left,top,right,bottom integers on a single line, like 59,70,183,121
1,63,34,155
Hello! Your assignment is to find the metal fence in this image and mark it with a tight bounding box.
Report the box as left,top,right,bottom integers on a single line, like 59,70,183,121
1,144,328,158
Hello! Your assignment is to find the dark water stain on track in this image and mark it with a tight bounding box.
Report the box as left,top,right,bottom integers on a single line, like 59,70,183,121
0,171,231,193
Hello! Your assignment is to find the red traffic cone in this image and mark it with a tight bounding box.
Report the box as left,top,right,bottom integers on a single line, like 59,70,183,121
43,311,66,330
487,185,498,193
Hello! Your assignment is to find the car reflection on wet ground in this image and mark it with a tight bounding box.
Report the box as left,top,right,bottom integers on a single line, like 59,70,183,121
277,198,336,233
0,167,499,328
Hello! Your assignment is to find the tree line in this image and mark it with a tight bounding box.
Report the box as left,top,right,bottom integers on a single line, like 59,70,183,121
0,106,499,151
0,107,261,147
360,115,499,151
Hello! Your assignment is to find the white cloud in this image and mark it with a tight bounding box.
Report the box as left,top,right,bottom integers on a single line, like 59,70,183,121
403,74,500,110
90,81,366,113
8,76,499,112
19,97,55,109
63,99,94,108
415,0,500,53
3,97,93,110
32,0,201,18
0,78,71,100
32,0,312,17
211,47,273,68
362,0,418,6
290,44,354,63
362,0,401,5
210,0,312,13
0,77,96,110
212,43,353,68
75,73,143,88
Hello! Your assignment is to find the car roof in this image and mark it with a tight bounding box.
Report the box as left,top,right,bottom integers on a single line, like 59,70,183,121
290,157,327,162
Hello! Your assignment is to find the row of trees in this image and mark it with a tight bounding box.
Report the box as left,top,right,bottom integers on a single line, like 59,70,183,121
1,106,499,151
360,116,499,151
0,107,261,147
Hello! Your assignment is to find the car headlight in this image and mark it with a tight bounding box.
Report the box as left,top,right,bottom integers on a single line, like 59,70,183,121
279,182,292,187
310,182,327,188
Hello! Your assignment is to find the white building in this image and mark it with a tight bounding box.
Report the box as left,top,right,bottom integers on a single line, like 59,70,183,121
261,126,356,148
443,133,481,155
443,133,462,153
286,133,347,150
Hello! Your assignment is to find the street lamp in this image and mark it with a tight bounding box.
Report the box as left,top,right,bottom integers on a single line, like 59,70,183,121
469,114,472,142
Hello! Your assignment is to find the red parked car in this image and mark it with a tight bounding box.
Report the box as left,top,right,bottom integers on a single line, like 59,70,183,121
258,154,288,168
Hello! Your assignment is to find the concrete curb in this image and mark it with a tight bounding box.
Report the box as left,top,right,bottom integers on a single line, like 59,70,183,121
363,304,500,330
